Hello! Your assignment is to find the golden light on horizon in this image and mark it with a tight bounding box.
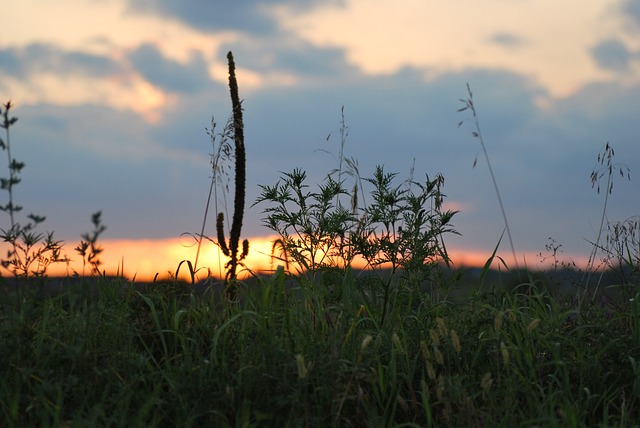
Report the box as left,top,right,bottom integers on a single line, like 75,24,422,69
43,236,279,282
28,235,590,283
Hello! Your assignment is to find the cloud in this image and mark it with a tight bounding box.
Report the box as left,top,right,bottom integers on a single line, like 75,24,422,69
0,43,121,78
220,37,359,79
0,49,22,75
126,0,344,35
127,43,213,93
620,0,640,30
590,38,633,72
14,102,212,241
488,32,527,49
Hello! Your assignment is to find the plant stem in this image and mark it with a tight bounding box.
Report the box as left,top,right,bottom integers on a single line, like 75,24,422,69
1,102,16,230
461,85,519,272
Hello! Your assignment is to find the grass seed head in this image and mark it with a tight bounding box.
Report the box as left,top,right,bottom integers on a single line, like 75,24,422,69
429,328,440,347
450,329,461,354
527,318,541,334
361,334,373,352
500,341,510,366
420,340,431,361
481,372,493,392
397,394,409,413
436,317,448,336
494,310,504,332
392,332,404,354
436,376,445,401
427,361,437,380
296,354,310,379
434,346,444,365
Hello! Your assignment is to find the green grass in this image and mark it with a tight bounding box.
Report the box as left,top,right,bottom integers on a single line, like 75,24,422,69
1,270,639,427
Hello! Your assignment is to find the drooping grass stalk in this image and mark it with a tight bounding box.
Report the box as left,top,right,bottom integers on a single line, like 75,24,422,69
585,142,630,296
458,84,519,272
335,106,348,207
194,164,216,275
193,116,233,278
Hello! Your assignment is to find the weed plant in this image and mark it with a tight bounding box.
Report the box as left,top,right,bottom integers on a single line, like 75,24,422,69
214,52,249,298
0,101,65,281
74,211,107,276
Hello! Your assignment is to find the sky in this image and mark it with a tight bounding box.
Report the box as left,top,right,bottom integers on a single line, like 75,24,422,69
1,0,639,280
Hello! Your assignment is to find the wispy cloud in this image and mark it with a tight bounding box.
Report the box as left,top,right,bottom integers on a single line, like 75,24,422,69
127,43,213,93
126,0,345,35
0,43,122,78
487,32,527,49
590,38,635,72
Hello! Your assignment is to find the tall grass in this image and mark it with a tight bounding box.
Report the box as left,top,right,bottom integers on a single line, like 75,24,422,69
1,269,638,426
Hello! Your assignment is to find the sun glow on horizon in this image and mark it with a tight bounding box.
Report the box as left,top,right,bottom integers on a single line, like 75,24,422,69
27,235,591,283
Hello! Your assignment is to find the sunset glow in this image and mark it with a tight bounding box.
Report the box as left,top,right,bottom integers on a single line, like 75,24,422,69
31,235,589,283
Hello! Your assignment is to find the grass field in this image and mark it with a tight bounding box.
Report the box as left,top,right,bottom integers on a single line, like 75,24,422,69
1,266,639,427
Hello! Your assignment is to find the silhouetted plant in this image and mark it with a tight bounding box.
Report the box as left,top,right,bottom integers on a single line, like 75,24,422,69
587,142,630,270
602,216,640,294
585,142,631,296
354,166,458,323
74,211,107,276
215,52,249,297
256,114,458,324
0,100,65,280
191,112,234,278
458,84,519,271
254,168,357,280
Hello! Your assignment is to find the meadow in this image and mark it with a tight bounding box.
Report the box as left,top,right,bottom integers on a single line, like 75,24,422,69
1,53,639,427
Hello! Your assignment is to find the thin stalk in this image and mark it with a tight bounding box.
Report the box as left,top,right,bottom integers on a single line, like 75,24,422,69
585,142,630,300
459,84,519,271
194,175,215,273
585,171,610,290
1,102,17,229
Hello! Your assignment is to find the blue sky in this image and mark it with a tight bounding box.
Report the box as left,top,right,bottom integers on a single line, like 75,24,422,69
1,0,639,274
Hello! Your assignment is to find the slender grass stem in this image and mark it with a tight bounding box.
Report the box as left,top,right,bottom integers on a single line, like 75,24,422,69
459,84,519,272
585,142,630,299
